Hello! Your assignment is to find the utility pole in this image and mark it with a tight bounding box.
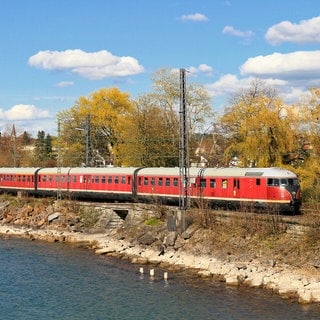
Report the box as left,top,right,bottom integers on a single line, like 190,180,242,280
57,118,62,200
12,124,17,167
178,68,190,232
85,114,93,166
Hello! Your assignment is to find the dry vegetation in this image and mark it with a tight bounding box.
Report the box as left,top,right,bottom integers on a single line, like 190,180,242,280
183,205,320,270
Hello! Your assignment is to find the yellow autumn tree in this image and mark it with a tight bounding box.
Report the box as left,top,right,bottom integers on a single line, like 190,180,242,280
221,79,299,167
57,87,134,167
293,87,320,203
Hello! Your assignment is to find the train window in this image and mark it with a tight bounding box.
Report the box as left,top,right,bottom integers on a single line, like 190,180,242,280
108,176,112,183
72,176,77,183
200,179,206,188
144,177,148,185
289,179,299,186
281,179,287,185
151,177,155,186
210,179,216,188
94,176,99,183
158,178,163,186
42,175,47,182
173,178,178,187
101,176,106,183
267,178,280,186
114,176,119,184
222,179,228,189
121,176,126,184
256,179,260,186
128,176,131,185
165,178,170,186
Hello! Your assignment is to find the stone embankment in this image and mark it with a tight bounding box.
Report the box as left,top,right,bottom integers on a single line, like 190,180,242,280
0,223,320,304
0,199,320,304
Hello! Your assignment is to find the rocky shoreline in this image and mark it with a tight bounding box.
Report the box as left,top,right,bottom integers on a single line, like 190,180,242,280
0,198,320,304
0,222,320,305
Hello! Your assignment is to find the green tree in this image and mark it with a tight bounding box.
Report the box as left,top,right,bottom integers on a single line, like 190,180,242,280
32,131,54,166
116,94,179,166
119,68,214,166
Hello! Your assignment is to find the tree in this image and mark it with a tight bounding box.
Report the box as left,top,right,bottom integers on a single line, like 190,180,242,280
292,87,320,200
146,68,214,166
151,68,213,133
220,79,298,167
32,131,54,166
0,124,26,167
116,69,214,167
116,94,179,166
57,87,134,166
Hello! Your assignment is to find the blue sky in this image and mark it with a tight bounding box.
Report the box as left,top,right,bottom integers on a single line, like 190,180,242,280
1,0,320,137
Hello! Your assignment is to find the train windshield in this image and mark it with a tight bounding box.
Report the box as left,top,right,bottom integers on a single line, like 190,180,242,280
267,178,299,187
280,178,299,186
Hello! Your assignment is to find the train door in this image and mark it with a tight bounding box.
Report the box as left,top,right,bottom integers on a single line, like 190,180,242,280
247,177,262,199
79,175,90,190
233,178,240,198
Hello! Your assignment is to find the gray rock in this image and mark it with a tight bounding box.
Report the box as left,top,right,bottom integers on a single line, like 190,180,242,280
138,231,156,245
163,231,177,247
48,212,60,222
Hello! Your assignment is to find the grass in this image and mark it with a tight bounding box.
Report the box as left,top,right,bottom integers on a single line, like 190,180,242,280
145,217,162,226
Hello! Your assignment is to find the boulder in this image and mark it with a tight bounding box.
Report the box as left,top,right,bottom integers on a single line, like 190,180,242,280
163,231,177,247
48,212,61,223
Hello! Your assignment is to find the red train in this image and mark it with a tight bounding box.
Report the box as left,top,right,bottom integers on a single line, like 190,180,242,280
0,166,302,214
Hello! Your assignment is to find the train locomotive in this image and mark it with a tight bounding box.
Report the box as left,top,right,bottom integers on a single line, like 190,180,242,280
0,166,302,214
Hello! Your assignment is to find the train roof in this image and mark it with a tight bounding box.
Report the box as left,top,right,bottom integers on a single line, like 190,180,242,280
0,167,40,175
137,167,201,176
202,167,297,178
37,167,140,175
69,167,140,175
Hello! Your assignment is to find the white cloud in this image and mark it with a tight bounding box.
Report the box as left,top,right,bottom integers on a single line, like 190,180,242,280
28,49,145,80
3,104,50,120
266,16,320,45
205,74,307,107
188,64,213,77
180,13,208,22
222,26,254,39
56,81,74,87
205,74,252,97
240,50,320,79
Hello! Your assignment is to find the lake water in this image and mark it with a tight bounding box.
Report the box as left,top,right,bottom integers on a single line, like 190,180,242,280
0,237,320,320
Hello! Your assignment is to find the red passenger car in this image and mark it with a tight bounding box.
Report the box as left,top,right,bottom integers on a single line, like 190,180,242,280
198,167,301,212
36,167,139,201
135,167,200,204
0,168,39,192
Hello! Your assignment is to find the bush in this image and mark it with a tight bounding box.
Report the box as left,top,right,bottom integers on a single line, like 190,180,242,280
78,206,100,228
